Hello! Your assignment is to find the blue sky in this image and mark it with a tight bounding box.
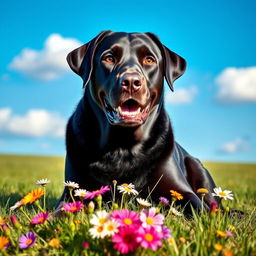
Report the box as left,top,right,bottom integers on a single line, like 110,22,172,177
0,0,255,162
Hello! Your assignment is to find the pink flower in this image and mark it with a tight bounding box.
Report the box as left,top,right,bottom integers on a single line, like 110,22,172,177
83,241,89,248
112,226,139,254
63,201,84,212
159,197,169,205
140,207,164,231
31,212,49,225
111,209,141,228
136,226,163,251
84,186,110,199
19,232,36,249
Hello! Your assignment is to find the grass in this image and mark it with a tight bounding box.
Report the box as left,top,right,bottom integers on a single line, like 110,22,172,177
0,154,255,255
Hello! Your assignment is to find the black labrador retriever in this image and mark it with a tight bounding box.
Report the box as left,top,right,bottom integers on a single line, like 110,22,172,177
58,31,219,212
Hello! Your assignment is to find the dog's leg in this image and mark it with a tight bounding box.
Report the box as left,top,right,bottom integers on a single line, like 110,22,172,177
184,156,220,207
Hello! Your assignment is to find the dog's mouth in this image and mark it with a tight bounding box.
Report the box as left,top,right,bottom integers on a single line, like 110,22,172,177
102,97,154,126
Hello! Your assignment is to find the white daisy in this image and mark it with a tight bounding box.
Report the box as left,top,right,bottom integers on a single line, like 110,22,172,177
10,201,23,211
104,219,120,236
64,181,79,189
117,183,138,195
212,187,234,200
169,207,182,216
90,210,109,226
136,198,152,207
74,189,87,197
36,178,51,186
89,225,107,239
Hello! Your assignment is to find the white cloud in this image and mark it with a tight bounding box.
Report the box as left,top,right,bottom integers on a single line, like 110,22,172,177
9,34,82,81
218,138,250,154
215,66,256,103
165,86,198,104
0,108,66,138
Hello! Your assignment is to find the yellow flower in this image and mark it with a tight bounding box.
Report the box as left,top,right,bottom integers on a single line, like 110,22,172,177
214,243,223,251
0,217,7,225
216,230,227,237
167,237,175,245
170,190,183,200
49,238,60,247
0,236,9,250
21,188,44,205
228,225,236,231
196,188,209,194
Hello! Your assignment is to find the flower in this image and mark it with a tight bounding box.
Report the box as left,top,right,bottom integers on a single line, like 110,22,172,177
10,215,22,229
83,241,89,248
63,201,84,212
19,232,37,249
111,209,141,228
49,238,60,247
64,181,79,189
74,189,87,197
212,187,234,200
136,226,163,251
10,201,23,211
179,237,186,243
0,236,10,250
0,216,7,225
196,188,209,194
216,230,227,238
31,212,49,225
36,178,51,186
161,226,171,239
210,201,218,215
21,188,44,205
84,186,110,199
223,250,234,256
159,197,169,205
90,210,109,226
104,219,120,236
112,226,139,254
140,207,164,231
169,207,182,216
225,230,235,238
213,243,223,251
117,183,139,195
136,198,152,207
170,190,183,200
89,225,107,239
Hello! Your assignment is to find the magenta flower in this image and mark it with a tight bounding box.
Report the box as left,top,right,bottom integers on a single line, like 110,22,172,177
111,209,141,228
31,212,49,225
159,197,169,205
84,186,110,199
136,226,163,251
140,207,164,231
112,226,139,254
63,201,84,212
19,232,37,249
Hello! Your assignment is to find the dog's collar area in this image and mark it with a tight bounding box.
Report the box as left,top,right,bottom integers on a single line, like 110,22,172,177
103,97,151,126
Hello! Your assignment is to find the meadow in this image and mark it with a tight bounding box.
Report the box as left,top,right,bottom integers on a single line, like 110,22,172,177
0,154,255,255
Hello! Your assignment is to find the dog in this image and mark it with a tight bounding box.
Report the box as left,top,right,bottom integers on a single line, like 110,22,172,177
58,31,219,212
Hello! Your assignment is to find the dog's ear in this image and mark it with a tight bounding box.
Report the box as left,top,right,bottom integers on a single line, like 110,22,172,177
67,30,112,87
146,33,186,91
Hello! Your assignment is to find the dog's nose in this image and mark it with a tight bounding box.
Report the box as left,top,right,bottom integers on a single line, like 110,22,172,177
120,73,142,92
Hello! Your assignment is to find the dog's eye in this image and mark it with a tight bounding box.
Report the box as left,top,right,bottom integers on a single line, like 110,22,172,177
103,55,115,63
144,56,155,65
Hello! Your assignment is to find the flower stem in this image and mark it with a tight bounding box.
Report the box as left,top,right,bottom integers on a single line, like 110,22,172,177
19,207,31,222
69,188,75,202
35,201,45,212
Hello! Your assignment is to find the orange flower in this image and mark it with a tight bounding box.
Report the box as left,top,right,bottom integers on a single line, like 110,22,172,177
179,237,186,243
196,188,209,194
0,217,7,225
223,250,234,256
49,238,60,247
170,190,183,200
21,188,44,205
0,236,9,250
216,230,227,237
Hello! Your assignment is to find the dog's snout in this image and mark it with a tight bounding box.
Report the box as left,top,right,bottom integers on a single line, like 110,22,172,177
120,73,142,92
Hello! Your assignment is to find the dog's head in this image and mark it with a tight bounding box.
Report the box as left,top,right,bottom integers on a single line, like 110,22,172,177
67,31,186,127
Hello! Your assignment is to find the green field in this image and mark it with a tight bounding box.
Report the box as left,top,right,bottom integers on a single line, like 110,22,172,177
0,154,255,255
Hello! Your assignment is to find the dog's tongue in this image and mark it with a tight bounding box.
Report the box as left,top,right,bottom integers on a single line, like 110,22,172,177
119,99,141,118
